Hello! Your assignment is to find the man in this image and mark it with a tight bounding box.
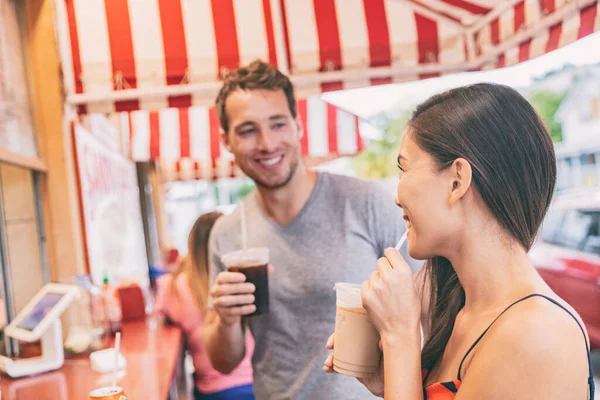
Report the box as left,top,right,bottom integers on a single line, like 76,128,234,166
203,60,419,400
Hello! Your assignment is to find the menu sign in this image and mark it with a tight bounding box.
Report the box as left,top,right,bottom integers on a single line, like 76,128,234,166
73,123,149,288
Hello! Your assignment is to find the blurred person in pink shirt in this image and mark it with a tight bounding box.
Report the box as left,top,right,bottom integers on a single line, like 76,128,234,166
156,212,255,400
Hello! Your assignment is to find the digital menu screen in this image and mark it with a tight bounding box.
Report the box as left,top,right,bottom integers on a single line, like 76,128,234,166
17,292,65,331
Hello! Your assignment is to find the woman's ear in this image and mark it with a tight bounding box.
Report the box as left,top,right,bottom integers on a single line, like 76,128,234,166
449,158,473,206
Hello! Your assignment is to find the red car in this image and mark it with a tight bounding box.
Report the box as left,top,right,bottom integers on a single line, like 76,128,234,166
530,190,600,349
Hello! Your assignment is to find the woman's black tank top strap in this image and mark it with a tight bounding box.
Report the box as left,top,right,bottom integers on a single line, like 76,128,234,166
456,293,595,399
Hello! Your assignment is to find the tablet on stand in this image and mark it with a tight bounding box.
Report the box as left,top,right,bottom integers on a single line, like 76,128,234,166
0,283,79,378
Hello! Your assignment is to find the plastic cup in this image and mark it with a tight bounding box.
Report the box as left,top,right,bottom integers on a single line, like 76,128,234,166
332,283,381,378
221,248,269,317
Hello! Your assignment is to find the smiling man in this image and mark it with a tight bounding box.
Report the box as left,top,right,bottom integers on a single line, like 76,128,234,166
203,60,417,400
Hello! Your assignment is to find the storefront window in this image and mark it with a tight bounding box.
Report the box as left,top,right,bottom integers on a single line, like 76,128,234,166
0,163,47,355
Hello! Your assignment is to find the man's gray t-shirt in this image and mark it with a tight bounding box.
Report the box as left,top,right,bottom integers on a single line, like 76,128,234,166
209,172,419,400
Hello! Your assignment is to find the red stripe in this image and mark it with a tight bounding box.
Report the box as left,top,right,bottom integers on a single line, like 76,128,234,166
314,0,343,91
439,0,490,15
415,13,439,64
279,0,293,72
518,39,531,63
297,99,309,156
321,82,344,92
193,161,201,180
491,18,500,45
546,22,562,53
314,0,342,71
496,53,506,68
149,111,161,159
542,0,555,15
355,117,364,152
514,1,525,32
262,0,278,66
209,107,221,169
327,103,338,155
364,0,392,67
364,0,392,86
578,4,598,40
211,0,240,78
104,0,139,112
371,77,393,86
65,1,83,95
157,0,192,108
179,108,191,159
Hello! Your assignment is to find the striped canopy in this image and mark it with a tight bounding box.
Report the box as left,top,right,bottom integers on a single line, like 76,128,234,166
56,0,600,113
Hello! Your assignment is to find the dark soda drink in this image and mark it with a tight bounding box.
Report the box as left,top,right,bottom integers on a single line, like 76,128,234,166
228,263,269,316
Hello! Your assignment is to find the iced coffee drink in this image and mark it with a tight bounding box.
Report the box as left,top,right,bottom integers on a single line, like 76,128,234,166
222,248,269,316
333,283,381,378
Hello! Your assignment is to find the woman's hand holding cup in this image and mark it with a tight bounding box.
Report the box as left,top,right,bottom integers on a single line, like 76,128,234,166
361,248,421,343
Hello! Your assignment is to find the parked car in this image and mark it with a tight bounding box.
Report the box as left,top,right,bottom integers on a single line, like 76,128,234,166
530,189,600,349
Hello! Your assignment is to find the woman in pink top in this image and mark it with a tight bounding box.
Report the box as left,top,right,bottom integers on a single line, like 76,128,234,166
156,212,255,400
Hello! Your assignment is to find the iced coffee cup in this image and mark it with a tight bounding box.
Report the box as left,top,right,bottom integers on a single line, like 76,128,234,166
221,248,269,317
333,283,381,378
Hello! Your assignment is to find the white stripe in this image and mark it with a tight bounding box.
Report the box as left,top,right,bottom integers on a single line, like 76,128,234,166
119,112,131,157
393,74,419,84
385,1,419,68
131,110,151,161
499,6,515,42
234,0,269,65
336,110,357,155
189,106,211,169
438,23,465,65
54,0,75,96
179,159,195,181
476,24,493,56
128,0,168,110
181,0,218,105
306,96,328,157
336,0,369,71
525,0,542,27
284,0,320,73
343,79,371,90
72,0,113,105
159,108,180,162
504,47,519,67
559,13,581,48
529,29,549,59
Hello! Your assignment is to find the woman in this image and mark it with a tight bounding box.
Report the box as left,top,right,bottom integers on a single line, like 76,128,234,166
324,84,594,399
156,212,255,400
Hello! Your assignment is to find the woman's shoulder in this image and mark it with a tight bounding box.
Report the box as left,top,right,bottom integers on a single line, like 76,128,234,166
457,295,590,399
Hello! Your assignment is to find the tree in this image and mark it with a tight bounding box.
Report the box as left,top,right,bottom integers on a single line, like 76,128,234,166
527,90,567,143
352,111,411,179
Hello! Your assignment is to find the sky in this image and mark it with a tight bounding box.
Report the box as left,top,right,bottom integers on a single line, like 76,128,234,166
322,32,600,120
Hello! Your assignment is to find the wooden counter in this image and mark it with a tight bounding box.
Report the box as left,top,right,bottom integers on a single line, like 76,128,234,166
0,317,184,400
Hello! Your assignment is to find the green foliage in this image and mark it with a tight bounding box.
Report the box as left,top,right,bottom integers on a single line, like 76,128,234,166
352,112,410,179
527,90,567,143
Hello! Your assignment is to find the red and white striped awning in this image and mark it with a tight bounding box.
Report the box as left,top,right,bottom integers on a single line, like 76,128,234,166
57,0,600,113
120,97,364,181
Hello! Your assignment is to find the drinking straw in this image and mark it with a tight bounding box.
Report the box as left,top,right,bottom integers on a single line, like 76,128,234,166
394,231,408,251
240,201,248,255
111,332,121,389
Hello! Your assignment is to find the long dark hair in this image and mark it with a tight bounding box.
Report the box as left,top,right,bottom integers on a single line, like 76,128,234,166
169,211,223,310
409,83,557,370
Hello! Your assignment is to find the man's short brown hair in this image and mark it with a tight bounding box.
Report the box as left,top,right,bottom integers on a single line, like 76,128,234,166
215,60,297,134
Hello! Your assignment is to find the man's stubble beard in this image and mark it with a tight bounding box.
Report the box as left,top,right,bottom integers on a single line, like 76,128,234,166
248,148,302,190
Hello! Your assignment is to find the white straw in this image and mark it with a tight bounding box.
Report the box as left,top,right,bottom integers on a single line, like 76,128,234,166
111,332,121,389
240,202,248,255
394,231,408,251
